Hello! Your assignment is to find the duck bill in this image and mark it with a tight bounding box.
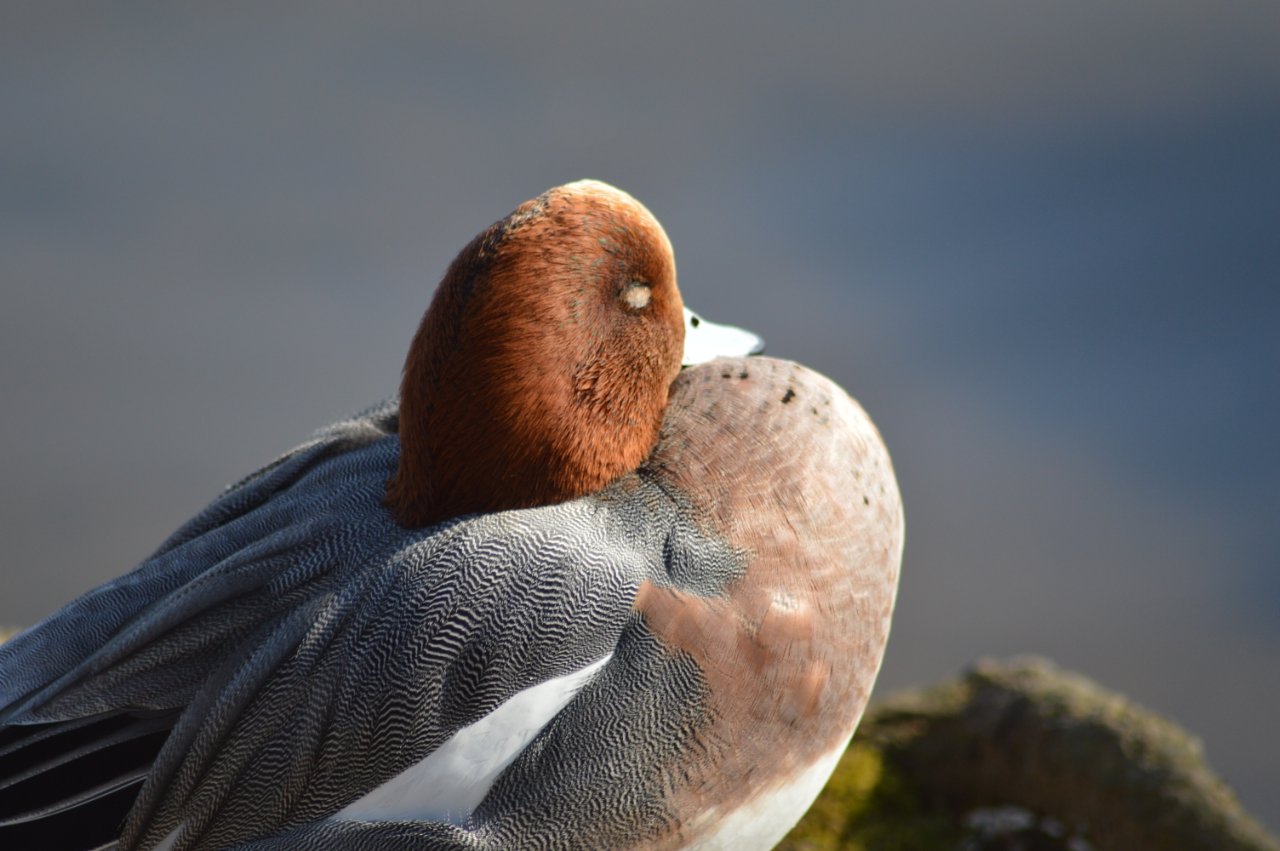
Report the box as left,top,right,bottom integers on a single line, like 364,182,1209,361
681,307,765,366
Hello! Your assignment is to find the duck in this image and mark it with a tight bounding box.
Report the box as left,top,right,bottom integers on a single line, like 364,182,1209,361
0,180,904,851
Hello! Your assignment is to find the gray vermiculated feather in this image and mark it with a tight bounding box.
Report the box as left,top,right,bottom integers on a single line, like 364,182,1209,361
0,399,743,850
234,623,712,851
0,402,402,721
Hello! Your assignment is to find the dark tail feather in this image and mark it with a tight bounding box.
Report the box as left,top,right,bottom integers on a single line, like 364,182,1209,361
0,711,175,850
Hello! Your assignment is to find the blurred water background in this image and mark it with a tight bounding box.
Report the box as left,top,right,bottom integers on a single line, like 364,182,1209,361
2,1,1277,829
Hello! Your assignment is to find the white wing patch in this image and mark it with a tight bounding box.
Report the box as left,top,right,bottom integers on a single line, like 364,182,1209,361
333,654,613,826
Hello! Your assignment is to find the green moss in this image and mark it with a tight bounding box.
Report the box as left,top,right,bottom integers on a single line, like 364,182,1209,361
779,743,882,849
778,739,960,851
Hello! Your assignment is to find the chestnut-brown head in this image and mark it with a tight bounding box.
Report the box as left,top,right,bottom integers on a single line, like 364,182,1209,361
386,180,686,528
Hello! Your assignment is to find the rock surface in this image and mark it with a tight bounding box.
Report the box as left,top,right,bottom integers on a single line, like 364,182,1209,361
781,657,1279,851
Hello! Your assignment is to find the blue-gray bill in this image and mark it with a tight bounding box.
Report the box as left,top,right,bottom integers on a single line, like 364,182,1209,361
681,307,765,366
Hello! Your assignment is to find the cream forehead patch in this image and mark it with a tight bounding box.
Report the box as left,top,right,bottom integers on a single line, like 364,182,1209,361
624,284,652,310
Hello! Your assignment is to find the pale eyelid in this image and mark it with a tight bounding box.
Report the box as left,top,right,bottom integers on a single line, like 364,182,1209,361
623,283,652,310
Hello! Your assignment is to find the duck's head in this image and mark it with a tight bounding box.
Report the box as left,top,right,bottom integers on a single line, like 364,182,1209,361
387,180,761,528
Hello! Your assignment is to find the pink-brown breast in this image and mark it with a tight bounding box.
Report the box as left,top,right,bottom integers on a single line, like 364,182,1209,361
634,356,904,846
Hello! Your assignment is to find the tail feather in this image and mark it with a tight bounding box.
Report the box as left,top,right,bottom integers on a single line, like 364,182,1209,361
0,711,175,850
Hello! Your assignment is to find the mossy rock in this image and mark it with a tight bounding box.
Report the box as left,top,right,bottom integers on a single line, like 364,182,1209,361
781,657,1279,851
778,740,960,851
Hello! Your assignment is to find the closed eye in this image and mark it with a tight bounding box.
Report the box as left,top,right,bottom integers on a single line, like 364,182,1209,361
623,282,652,310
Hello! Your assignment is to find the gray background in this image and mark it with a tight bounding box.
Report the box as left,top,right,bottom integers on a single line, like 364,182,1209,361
3,1,1277,830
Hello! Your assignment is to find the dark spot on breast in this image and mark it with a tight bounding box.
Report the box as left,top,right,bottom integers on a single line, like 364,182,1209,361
781,388,796,404
738,369,749,380
721,370,732,379
863,495,871,505
810,406,818,416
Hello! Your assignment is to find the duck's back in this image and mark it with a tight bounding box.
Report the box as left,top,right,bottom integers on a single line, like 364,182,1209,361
0,402,731,849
